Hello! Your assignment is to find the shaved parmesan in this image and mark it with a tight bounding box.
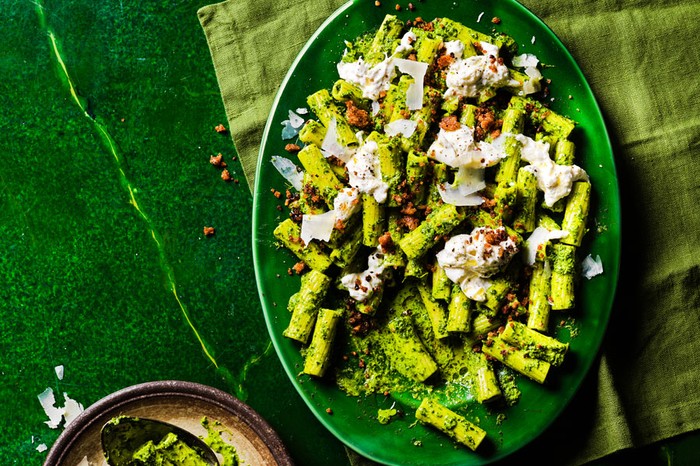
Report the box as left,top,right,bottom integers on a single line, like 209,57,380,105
287,110,305,128
582,254,604,279
394,58,428,110
295,107,309,115
54,365,64,380
300,211,337,245
477,12,485,22
271,156,304,191
38,388,84,429
38,388,64,429
512,53,539,68
36,444,48,453
280,109,305,140
384,119,417,138
438,167,485,206
523,226,568,265
321,117,355,163
62,393,84,426
395,31,417,55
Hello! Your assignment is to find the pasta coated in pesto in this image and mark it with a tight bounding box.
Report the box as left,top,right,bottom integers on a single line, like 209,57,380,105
270,12,596,452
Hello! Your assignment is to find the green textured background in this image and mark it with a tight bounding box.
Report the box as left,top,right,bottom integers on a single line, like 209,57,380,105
0,1,696,465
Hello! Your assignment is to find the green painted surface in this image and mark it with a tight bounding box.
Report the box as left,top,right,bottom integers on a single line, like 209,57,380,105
0,1,347,464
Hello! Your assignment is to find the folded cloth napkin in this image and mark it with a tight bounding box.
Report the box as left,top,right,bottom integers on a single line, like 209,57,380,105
198,0,700,464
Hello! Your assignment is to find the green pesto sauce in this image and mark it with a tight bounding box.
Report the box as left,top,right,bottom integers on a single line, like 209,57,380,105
131,432,210,466
377,408,398,425
202,417,240,466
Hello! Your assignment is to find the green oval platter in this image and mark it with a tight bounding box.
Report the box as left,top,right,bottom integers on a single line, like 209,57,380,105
252,1,621,464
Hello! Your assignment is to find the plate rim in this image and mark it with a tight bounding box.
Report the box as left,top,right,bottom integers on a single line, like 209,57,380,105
252,0,621,464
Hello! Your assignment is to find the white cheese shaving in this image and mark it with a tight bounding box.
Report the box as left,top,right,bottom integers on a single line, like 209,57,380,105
38,388,84,429
36,444,48,453
477,12,485,22
384,119,417,138
295,107,309,115
582,254,604,279
393,58,428,110
531,36,537,44
371,100,381,116
512,53,539,68
54,365,64,380
321,117,355,163
438,166,485,206
300,210,337,245
62,393,84,426
523,226,568,265
287,109,305,128
346,140,388,203
281,109,306,139
38,388,64,429
270,156,304,191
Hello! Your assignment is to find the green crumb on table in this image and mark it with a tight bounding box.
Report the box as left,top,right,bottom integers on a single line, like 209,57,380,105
412,439,423,447
377,407,398,424
496,413,507,425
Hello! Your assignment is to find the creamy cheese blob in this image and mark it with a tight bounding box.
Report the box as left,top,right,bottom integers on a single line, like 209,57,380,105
395,31,417,55
346,140,388,203
444,41,515,99
341,248,387,302
436,227,519,301
515,134,589,206
428,125,508,168
444,40,465,59
337,56,397,101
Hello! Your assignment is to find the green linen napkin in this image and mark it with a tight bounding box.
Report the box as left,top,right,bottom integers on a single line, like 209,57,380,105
198,0,700,464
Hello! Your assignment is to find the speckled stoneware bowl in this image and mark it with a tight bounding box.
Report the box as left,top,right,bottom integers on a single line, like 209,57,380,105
43,380,293,466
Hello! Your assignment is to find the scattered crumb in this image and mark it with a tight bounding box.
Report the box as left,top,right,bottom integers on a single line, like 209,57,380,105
291,261,307,275
326,408,333,415
54,365,64,380
491,17,501,24
284,143,301,153
221,169,232,182
215,123,227,133
395,3,401,11
36,444,48,453
203,226,216,237
374,1,381,7
210,153,227,167
408,3,415,11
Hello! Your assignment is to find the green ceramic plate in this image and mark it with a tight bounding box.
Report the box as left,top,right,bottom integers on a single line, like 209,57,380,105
253,1,620,464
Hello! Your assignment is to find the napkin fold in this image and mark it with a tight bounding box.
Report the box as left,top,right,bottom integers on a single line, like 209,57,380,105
198,0,700,464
